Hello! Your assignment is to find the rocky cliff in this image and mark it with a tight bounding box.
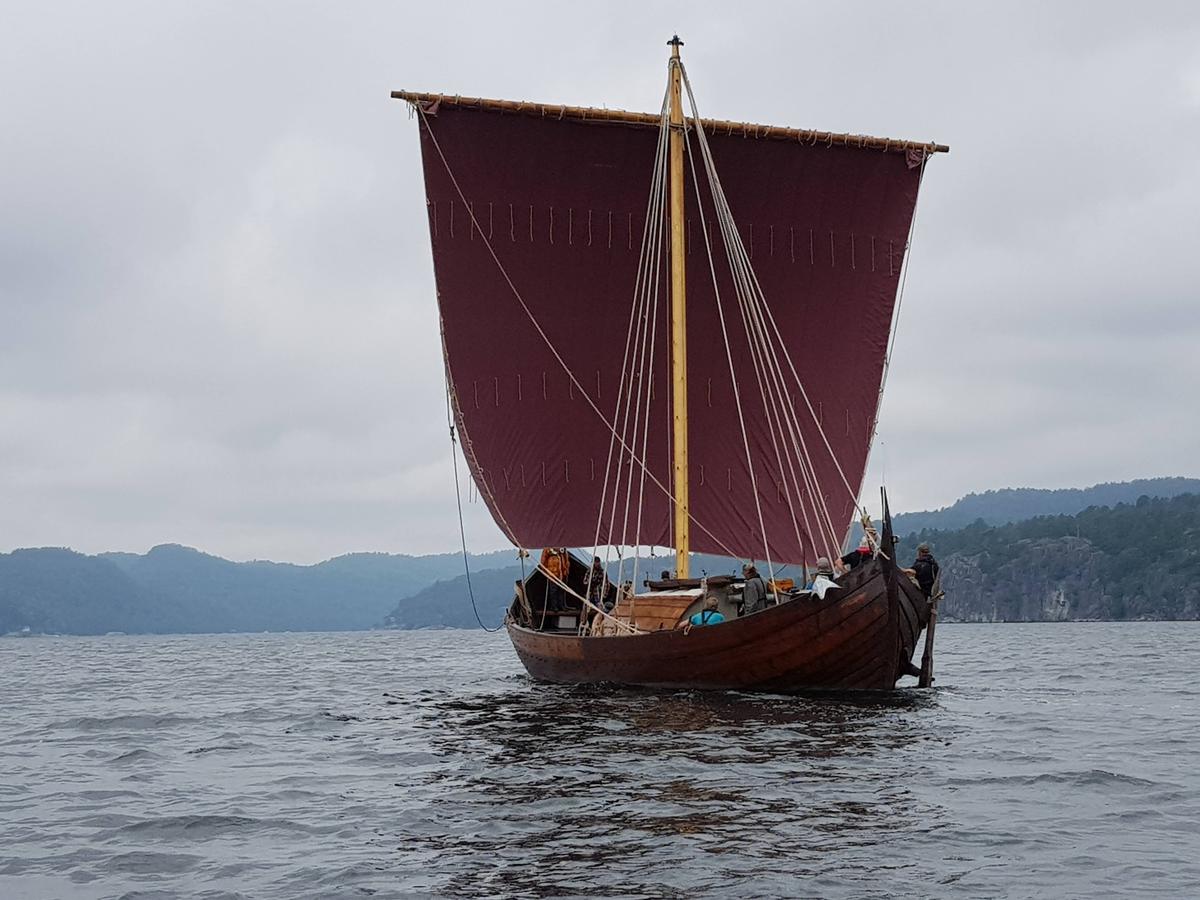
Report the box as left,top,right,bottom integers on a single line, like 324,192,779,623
900,494,1200,622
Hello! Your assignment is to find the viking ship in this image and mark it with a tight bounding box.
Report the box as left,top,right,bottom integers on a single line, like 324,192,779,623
393,38,947,691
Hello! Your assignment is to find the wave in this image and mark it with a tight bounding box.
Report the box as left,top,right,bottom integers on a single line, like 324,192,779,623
104,850,202,875
185,744,245,755
110,748,163,764
944,769,1166,790
116,814,313,840
56,713,197,732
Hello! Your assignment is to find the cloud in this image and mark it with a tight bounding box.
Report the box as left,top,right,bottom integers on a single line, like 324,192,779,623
1,1,1198,561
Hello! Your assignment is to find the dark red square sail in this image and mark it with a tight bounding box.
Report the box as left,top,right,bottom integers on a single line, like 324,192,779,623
412,98,926,565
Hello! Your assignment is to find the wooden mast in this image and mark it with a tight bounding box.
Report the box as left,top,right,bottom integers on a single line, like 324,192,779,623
668,35,689,579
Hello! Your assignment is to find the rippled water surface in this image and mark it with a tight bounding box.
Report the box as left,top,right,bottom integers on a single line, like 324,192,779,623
2,624,1198,898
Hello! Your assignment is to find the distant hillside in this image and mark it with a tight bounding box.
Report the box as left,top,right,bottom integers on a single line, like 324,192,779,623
386,565,525,629
0,545,515,636
5,478,1198,634
395,493,1200,628
897,493,1200,621
889,477,1200,536
0,548,176,635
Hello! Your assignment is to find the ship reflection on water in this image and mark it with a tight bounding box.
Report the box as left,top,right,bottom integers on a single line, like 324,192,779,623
413,683,948,896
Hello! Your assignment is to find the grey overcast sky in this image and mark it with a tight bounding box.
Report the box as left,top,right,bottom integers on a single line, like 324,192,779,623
2,2,1198,563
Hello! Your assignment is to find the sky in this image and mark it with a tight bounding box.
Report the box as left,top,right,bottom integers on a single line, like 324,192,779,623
2,1,1198,563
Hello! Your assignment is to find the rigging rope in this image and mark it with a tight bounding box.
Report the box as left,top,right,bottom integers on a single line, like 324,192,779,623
679,64,870,546
619,96,670,594
589,77,672,605
679,60,845,570
707,173,841,559
676,67,776,589
444,384,502,633
687,119,829,562
412,99,743,569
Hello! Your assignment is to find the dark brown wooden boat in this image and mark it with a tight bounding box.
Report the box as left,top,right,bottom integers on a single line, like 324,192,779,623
506,506,933,691
394,37,946,692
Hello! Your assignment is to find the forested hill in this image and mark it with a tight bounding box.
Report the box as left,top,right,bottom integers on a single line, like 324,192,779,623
394,493,1200,629
0,545,514,636
890,477,1200,535
896,493,1200,622
3,480,1198,634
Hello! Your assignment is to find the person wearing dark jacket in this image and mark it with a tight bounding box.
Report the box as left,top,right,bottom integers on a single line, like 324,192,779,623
540,547,570,611
587,556,610,608
839,535,874,573
908,543,940,597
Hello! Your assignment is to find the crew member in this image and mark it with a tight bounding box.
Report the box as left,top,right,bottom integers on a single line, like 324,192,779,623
741,564,768,616
805,557,838,591
840,534,874,572
539,547,569,611
685,595,726,631
691,595,725,626
908,543,940,597
587,556,608,607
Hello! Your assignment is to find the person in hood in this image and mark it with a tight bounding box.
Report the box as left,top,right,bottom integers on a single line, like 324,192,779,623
906,543,940,597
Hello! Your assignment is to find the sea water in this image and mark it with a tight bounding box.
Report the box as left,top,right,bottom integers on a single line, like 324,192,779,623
1,623,1197,898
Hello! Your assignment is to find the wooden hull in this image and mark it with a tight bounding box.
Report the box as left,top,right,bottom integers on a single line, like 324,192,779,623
507,558,931,692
